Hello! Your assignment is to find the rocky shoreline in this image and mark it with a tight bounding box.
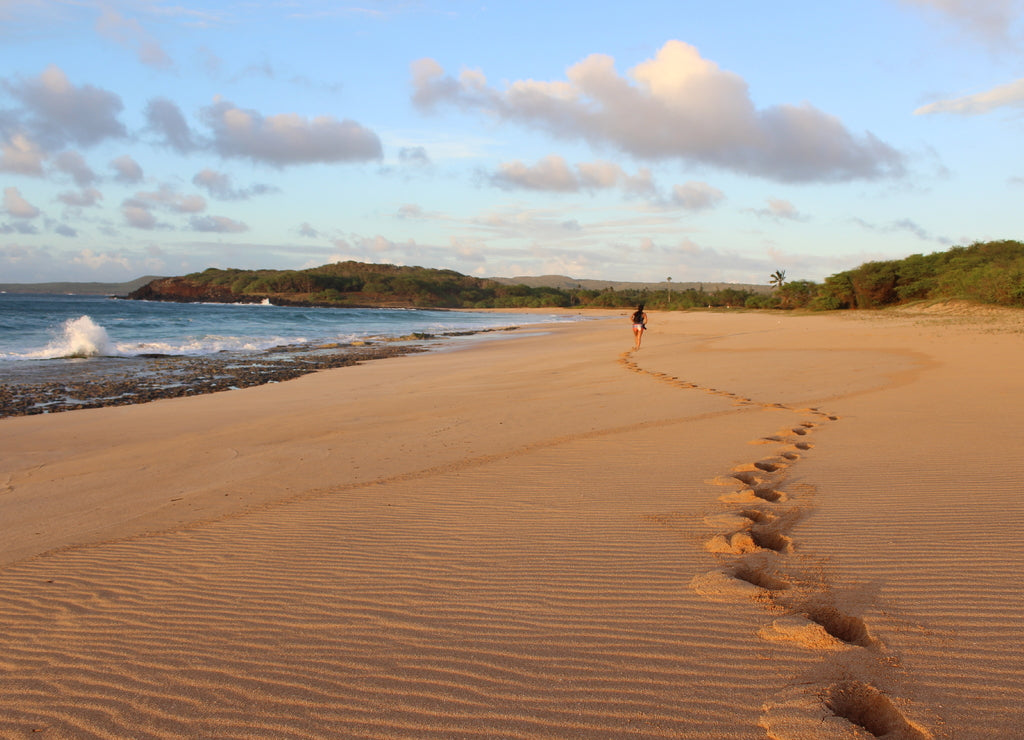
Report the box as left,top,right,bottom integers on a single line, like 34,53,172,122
0,342,427,419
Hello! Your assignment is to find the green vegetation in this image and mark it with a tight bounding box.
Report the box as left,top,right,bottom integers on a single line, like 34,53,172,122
146,261,765,309
178,262,575,308
809,240,1024,309
743,240,1024,311
130,240,1024,312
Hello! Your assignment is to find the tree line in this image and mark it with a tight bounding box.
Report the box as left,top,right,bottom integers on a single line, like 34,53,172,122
160,240,1024,311
760,240,1024,310
174,261,765,309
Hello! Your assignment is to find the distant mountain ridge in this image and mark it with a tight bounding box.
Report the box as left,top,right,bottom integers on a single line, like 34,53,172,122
0,276,162,295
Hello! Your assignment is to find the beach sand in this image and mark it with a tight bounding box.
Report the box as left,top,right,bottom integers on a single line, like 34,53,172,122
1,306,1021,739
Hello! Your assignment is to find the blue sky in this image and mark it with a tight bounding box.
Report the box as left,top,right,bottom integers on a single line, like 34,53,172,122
1,0,1022,285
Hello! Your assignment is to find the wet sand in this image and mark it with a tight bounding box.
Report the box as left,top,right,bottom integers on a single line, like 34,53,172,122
1,305,1021,738
0,341,434,419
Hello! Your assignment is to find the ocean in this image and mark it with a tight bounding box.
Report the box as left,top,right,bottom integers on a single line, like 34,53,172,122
0,293,577,416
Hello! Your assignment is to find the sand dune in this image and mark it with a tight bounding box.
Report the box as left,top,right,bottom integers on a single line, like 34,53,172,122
1,307,1021,738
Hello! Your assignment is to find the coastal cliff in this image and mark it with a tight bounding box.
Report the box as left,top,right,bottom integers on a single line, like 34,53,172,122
127,277,248,304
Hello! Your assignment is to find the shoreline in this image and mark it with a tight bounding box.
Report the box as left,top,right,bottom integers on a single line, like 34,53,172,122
0,312,603,418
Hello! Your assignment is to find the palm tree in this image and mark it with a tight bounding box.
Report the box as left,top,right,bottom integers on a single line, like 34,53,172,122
769,269,786,290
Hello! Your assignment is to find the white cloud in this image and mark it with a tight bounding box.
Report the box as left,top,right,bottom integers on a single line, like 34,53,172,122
3,186,40,218
72,248,132,271
95,6,173,70
120,184,204,230
0,221,39,235
130,185,206,214
852,215,950,244
899,0,1024,47
0,133,46,175
110,154,143,183
490,155,580,191
398,146,431,166
200,98,383,166
396,204,425,219
915,76,1024,115
58,187,103,208
53,149,97,187
3,65,126,149
147,93,384,167
748,197,805,221
190,215,249,233
575,160,622,189
192,169,227,193
670,181,725,211
488,155,661,200
145,97,200,152
192,169,278,200
471,205,597,241
122,202,158,230
413,41,905,183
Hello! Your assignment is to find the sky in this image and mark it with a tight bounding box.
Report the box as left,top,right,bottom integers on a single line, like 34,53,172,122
1,1,1023,286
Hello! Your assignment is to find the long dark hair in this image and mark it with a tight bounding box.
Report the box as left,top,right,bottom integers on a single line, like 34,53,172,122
632,304,645,323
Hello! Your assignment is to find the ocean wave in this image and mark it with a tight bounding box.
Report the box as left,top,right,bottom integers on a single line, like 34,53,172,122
0,297,581,364
1,314,314,361
17,315,118,359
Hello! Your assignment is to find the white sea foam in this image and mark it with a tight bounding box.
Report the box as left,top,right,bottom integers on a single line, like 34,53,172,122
121,334,308,355
29,316,119,359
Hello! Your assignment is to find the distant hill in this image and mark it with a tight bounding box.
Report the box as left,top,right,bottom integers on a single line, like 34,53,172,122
0,276,163,295
120,262,768,309
490,274,771,294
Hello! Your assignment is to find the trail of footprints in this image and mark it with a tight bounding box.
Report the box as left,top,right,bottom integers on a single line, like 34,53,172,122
620,351,933,740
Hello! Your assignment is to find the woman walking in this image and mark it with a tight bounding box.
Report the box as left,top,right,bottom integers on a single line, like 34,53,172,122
631,304,648,350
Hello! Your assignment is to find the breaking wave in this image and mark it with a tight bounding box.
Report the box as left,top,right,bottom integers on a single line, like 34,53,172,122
36,316,117,359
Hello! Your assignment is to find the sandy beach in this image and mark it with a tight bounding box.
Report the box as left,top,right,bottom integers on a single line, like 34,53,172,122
1,305,1021,739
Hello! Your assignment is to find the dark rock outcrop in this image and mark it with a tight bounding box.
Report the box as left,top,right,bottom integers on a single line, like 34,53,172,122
127,277,257,304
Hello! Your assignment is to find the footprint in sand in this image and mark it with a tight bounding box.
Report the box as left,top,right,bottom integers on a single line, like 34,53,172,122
705,528,794,556
731,557,791,593
719,486,788,505
759,605,874,651
690,551,792,603
823,682,932,740
704,507,798,557
760,681,934,740
709,462,794,504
